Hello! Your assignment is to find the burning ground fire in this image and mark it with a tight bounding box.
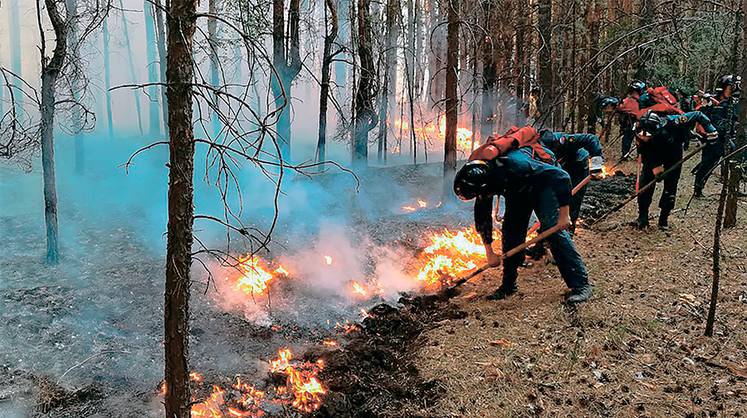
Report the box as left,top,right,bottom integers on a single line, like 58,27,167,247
394,117,475,154
401,198,442,213
415,227,488,288
160,348,327,417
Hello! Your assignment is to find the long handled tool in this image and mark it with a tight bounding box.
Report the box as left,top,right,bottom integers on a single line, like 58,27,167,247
589,144,706,226
448,222,567,289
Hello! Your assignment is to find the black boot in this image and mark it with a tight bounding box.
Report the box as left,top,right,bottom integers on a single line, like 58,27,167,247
487,285,517,301
566,284,593,304
636,212,649,229
658,209,670,230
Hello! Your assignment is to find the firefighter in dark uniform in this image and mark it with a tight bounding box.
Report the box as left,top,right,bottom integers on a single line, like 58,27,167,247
453,126,593,303
635,111,718,229
693,75,741,197
539,130,605,230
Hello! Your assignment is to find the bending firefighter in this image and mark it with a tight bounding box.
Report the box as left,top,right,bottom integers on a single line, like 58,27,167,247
634,110,718,229
453,126,593,304
693,74,741,197
539,130,605,230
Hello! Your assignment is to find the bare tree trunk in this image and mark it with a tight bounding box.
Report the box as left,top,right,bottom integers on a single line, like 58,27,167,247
317,0,339,164
39,0,68,265
154,0,169,132
405,0,417,163
163,0,197,414
514,0,527,124
9,0,23,111
480,0,496,138
443,0,458,199
118,0,145,135
537,0,552,124
271,0,302,160
724,0,747,228
65,0,84,173
208,0,221,134
377,0,398,164
145,0,161,135
705,171,728,337
584,0,603,133
352,0,377,167
102,16,114,137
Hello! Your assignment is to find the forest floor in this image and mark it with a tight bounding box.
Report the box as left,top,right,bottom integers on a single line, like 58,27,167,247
1,149,746,417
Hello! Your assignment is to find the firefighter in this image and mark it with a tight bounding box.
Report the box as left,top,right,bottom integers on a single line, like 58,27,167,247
453,126,593,303
616,80,648,158
539,130,605,230
635,111,718,229
693,75,741,197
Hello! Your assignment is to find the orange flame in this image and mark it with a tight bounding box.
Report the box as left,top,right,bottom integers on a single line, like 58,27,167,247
191,385,226,417
233,256,287,295
268,348,327,413
350,280,369,298
415,227,490,288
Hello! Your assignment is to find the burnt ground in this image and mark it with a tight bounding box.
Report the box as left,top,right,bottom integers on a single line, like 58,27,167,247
2,152,747,417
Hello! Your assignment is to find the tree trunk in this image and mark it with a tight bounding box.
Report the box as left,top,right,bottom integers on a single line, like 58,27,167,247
65,0,84,173
705,171,728,337
584,0,603,133
377,0,398,164
271,0,302,161
537,0,552,125
118,0,145,135
317,0,339,164
352,0,377,167
443,0,458,199
144,0,161,135
9,0,23,111
39,0,68,265
208,0,221,134
154,0,169,132
514,0,527,123
480,0,496,138
102,16,114,137
163,0,197,415
41,72,60,265
405,0,417,163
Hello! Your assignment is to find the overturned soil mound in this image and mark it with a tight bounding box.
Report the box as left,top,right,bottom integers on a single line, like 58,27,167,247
316,293,466,417
579,173,636,223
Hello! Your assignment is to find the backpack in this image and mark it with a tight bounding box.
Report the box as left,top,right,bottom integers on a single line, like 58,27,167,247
469,126,553,163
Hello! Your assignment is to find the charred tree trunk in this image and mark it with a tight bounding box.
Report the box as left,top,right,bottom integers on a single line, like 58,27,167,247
443,0,458,199
39,0,68,265
377,0,399,164
103,16,114,137
724,0,747,228
405,0,417,163
514,0,527,123
163,0,197,414
208,0,221,134
537,0,552,125
317,0,339,164
705,170,729,337
584,0,603,133
635,0,656,80
118,0,145,135
154,0,169,132
480,0,496,139
352,0,377,167
145,0,161,135
271,0,302,161
65,0,85,173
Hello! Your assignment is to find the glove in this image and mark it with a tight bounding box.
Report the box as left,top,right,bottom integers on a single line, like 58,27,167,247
590,156,604,179
703,130,719,143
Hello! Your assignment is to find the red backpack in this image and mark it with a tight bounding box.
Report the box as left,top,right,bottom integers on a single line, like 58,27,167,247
469,126,553,163
647,86,679,106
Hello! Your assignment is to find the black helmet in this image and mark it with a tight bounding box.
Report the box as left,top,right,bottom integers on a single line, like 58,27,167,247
454,160,502,201
598,96,621,108
717,74,741,91
629,80,646,94
638,110,666,136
